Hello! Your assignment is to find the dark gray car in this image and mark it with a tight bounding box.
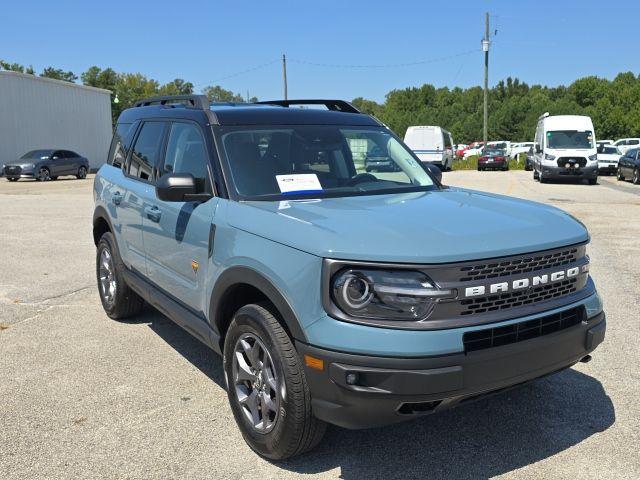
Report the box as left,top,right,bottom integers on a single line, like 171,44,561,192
3,149,89,182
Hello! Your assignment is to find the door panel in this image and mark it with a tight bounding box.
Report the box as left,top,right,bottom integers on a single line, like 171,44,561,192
118,178,153,273
143,198,218,313
142,121,217,314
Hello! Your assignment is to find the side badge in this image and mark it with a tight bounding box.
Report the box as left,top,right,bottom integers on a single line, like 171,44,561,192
191,260,199,274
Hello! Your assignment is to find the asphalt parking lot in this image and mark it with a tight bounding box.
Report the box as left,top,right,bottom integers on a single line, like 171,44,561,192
1,171,639,480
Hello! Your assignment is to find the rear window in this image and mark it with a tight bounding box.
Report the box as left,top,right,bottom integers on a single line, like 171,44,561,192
108,123,135,168
127,122,166,182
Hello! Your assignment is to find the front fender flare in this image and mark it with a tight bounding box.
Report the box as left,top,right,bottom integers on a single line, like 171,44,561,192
209,266,307,343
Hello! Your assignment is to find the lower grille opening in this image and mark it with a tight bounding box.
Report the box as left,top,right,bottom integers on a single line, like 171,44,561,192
463,306,585,353
397,400,442,415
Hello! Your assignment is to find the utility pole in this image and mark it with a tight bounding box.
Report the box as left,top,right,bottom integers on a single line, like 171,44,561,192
482,12,490,144
282,54,288,100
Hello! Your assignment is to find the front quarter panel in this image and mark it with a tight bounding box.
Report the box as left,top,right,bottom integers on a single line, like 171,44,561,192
206,200,325,341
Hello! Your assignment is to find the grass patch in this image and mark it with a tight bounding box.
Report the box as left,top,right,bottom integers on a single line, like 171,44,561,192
453,153,526,171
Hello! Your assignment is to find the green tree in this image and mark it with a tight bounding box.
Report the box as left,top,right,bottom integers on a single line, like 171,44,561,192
203,85,245,102
159,78,194,95
0,60,34,74
41,67,77,83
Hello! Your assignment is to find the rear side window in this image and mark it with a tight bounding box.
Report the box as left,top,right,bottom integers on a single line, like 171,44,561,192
163,122,210,193
629,139,639,145
128,122,165,182
108,123,135,168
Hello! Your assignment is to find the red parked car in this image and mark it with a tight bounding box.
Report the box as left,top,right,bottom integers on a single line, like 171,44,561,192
478,147,509,171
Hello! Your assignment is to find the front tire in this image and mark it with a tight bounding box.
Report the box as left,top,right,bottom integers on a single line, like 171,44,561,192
77,166,87,179
617,167,625,181
36,167,50,182
96,232,144,319
224,303,326,460
588,178,598,185
633,168,640,185
7,178,18,182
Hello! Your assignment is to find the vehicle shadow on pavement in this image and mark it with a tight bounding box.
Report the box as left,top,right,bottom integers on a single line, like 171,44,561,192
143,309,614,480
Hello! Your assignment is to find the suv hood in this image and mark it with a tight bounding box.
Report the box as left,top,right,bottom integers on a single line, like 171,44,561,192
228,188,589,263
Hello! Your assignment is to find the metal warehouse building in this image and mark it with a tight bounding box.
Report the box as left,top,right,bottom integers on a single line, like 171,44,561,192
0,71,112,172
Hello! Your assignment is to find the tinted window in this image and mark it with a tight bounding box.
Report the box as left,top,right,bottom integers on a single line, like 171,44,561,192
629,139,639,145
108,123,135,168
21,150,52,159
51,151,64,160
163,122,210,193
626,149,637,158
128,122,165,182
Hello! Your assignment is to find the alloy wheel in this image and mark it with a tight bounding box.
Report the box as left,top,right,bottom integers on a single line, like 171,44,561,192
232,333,280,434
38,168,50,181
98,248,117,308
78,166,87,179
634,169,640,185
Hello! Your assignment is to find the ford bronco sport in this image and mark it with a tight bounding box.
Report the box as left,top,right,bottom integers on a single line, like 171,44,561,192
93,95,606,459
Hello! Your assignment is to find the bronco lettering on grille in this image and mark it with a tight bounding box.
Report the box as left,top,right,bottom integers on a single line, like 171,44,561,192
463,265,588,298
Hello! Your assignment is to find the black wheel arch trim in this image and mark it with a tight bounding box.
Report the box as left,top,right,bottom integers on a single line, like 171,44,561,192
92,206,116,245
209,266,307,344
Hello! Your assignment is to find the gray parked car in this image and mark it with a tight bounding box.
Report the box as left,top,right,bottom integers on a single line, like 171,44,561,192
3,149,89,181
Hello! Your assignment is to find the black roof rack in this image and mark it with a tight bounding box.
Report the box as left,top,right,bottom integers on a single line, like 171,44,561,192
254,99,361,113
134,94,210,110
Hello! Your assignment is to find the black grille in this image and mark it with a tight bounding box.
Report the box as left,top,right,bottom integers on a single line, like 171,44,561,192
557,157,587,168
463,306,585,352
4,166,21,175
459,248,578,282
460,278,578,316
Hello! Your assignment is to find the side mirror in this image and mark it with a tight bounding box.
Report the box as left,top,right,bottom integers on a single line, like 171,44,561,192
535,145,542,154
156,172,210,202
424,163,443,183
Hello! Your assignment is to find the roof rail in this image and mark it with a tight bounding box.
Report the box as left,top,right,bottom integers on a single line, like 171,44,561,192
254,99,361,113
134,94,210,110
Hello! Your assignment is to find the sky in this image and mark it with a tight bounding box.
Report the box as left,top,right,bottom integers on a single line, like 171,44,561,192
2,0,639,102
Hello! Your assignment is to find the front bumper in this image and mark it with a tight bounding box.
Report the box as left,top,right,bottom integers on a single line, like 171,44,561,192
598,163,618,174
541,164,598,179
298,310,605,429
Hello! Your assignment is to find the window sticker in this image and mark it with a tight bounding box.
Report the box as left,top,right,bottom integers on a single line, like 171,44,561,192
276,174,323,195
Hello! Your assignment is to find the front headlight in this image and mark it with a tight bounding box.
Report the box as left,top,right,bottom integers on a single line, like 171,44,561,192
330,268,453,321
25,163,35,169
545,154,556,161
588,154,597,162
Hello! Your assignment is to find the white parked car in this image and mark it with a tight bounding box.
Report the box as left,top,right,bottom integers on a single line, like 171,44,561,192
463,142,485,158
510,142,534,159
597,140,613,147
404,126,454,170
596,145,622,175
613,138,640,155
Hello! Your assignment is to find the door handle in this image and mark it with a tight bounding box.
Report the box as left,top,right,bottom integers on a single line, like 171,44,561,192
144,206,162,223
112,191,123,205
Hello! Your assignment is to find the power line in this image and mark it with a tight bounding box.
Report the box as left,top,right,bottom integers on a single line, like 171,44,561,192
193,59,279,88
287,49,480,69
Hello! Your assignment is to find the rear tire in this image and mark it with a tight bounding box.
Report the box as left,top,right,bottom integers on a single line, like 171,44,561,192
224,303,326,460
96,232,144,319
588,178,598,185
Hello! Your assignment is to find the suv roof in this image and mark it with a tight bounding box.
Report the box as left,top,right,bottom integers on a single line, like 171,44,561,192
117,95,381,127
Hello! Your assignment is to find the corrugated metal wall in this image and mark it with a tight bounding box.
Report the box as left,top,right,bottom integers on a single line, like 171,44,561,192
0,71,112,171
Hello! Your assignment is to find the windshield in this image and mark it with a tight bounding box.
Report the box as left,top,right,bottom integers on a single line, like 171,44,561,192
602,146,620,154
218,126,437,200
21,150,52,159
547,130,594,149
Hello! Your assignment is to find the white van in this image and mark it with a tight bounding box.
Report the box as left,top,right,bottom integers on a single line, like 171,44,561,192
533,113,598,184
404,126,454,170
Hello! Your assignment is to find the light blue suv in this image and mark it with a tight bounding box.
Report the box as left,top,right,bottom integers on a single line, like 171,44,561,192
93,95,606,459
